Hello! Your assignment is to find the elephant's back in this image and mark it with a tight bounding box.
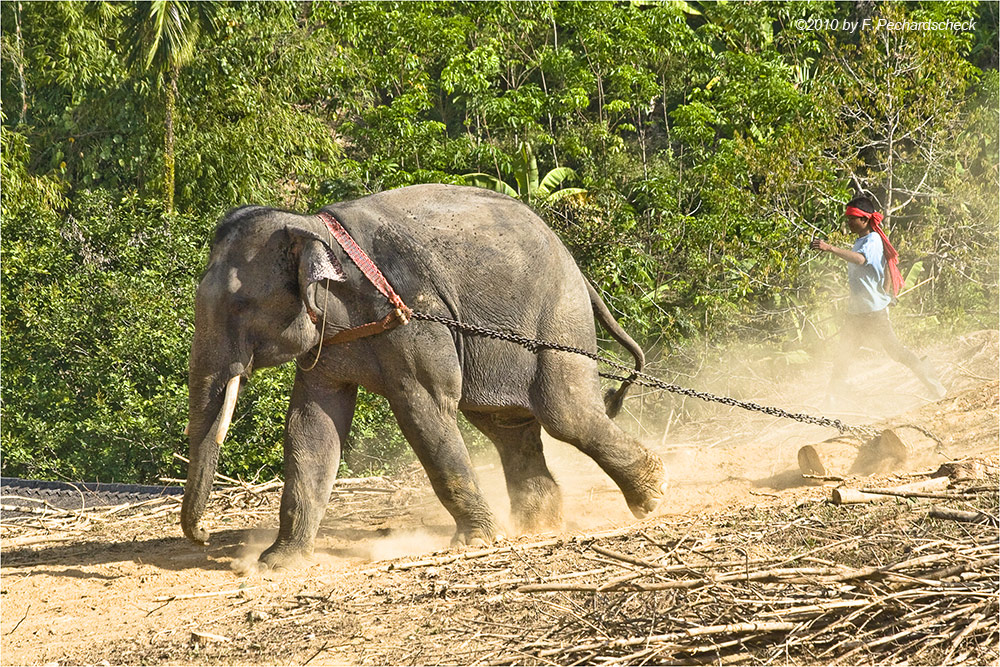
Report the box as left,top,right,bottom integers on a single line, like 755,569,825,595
345,183,563,250
333,184,588,322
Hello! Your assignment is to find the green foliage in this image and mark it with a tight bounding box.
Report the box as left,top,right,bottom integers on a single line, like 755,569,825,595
121,1,218,76
463,142,586,205
1,1,996,483
1,179,205,481
342,390,414,477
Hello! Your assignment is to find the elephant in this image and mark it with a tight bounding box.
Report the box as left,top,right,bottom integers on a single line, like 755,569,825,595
182,183,667,569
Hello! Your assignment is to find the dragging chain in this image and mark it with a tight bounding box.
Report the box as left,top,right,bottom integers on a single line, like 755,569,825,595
315,209,939,444
412,311,941,443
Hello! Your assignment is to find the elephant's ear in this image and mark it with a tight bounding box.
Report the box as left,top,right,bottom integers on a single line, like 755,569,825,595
286,226,346,318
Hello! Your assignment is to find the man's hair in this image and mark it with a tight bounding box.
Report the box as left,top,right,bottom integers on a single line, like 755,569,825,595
846,195,878,214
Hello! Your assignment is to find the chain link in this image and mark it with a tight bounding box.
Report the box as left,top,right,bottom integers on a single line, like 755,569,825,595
889,423,944,445
412,310,886,440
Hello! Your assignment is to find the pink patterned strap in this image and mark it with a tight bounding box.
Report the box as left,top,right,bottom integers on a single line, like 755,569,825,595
317,210,410,312
315,210,412,344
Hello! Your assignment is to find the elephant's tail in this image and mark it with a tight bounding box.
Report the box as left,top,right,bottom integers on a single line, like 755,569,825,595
586,280,645,418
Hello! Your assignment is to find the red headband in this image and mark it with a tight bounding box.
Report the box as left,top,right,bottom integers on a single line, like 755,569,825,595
844,206,883,226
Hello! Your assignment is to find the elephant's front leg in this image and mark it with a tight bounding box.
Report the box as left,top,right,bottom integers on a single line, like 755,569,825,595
259,372,357,569
389,384,500,546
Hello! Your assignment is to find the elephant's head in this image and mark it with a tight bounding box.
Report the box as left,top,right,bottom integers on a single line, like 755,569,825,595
181,207,349,544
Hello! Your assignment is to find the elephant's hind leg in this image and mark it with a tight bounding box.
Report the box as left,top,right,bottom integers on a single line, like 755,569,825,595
532,351,666,519
463,411,563,535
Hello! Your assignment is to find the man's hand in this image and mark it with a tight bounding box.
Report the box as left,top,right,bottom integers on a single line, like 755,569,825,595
810,238,866,265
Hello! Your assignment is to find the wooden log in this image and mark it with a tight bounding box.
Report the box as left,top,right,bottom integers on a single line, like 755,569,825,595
849,429,909,476
928,506,995,525
797,445,827,478
831,476,950,505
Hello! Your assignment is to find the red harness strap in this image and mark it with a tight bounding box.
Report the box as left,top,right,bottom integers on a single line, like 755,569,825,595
313,210,413,345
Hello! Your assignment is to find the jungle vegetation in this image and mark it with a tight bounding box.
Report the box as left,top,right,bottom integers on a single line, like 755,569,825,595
2,1,997,483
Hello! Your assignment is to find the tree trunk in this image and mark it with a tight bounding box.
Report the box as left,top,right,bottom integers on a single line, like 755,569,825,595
164,62,178,213
14,2,28,124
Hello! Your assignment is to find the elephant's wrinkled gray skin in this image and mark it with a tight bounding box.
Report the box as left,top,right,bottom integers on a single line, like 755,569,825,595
182,184,666,569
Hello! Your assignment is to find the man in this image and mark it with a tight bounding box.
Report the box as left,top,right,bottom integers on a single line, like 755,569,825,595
810,196,946,399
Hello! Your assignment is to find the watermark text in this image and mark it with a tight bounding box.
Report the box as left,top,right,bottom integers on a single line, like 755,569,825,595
794,17,976,33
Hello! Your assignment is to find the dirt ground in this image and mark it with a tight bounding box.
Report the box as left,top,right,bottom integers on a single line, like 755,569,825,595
2,330,997,666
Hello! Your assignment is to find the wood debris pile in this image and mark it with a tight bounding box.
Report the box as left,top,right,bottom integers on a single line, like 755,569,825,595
0,474,400,547
265,466,998,666
481,477,997,665
0,491,182,543
480,530,998,665
2,459,996,666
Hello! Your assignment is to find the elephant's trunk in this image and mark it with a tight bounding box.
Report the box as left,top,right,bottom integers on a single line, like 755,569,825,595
181,370,243,545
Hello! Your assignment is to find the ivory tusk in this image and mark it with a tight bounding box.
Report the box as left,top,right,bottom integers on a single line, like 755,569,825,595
215,375,241,445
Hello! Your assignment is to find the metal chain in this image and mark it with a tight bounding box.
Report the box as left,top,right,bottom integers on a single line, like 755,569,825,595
322,211,933,444
412,310,884,440
890,423,944,445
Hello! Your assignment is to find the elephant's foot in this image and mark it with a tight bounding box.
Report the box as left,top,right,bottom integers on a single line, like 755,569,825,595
451,520,504,548
510,477,564,535
258,541,313,570
621,453,669,519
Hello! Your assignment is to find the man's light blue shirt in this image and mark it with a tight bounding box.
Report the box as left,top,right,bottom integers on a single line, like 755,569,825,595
847,232,893,314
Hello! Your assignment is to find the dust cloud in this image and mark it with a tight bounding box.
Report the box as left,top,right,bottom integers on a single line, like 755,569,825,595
254,329,995,570
231,528,278,574
625,328,995,507
481,327,998,526
365,529,451,561
229,525,451,572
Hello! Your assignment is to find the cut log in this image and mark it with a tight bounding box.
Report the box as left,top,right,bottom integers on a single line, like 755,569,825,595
797,445,827,478
928,506,995,525
832,476,950,505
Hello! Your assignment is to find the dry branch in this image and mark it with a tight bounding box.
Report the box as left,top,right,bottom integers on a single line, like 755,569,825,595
589,545,659,569
7,534,76,547
832,476,951,505
153,587,255,602
929,506,997,525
